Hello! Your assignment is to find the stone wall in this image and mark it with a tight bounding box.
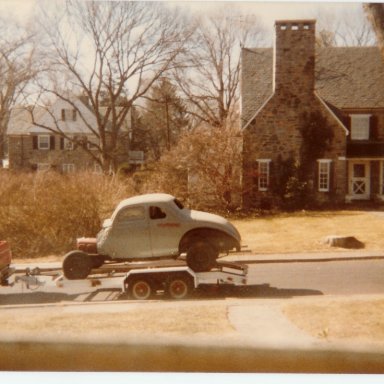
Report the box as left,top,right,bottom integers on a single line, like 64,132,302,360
242,20,347,208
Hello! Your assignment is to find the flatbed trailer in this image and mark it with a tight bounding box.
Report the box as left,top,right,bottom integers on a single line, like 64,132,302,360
1,259,248,300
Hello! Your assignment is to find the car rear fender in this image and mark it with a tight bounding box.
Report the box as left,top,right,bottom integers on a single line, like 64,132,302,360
179,228,240,254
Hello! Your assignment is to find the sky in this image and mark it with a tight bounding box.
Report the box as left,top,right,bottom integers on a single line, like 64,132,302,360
0,0,366,32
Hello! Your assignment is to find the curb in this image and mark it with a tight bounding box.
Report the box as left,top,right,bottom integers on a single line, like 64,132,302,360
222,254,384,265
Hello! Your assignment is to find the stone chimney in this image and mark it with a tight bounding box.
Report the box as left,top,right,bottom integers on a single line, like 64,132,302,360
273,20,316,96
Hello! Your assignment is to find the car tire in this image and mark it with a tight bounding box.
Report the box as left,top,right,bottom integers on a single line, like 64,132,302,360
63,251,92,280
186,241,218,272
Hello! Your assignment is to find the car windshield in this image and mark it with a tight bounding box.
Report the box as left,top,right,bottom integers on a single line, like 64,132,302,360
173,198,184,210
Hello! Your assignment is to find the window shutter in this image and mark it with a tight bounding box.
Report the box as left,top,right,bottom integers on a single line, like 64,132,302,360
61,109,65,121
314,162,319,190
32,135,38,150
329,161,334,192
370,115,378,140
50,136,55,150
345,115,351,130
60,137,64,150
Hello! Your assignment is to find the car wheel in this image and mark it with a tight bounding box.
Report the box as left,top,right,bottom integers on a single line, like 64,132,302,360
128,277,153,300
186,241,218,272
166,274,193,300
62,251,92,280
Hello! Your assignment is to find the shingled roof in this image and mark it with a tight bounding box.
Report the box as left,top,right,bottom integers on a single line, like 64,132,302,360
241,46,384,126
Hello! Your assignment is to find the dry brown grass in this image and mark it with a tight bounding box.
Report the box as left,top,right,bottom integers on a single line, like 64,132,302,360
0,304,234,339
232,211,384,254
283,297,384,344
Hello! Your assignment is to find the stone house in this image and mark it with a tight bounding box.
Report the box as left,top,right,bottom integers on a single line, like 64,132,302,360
242,19,384,208
5,96,143,173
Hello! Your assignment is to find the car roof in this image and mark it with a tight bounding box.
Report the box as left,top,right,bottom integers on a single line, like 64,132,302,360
116,193,175,210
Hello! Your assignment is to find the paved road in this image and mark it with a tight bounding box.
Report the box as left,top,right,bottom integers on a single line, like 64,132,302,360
247,259,384,296
1,258,383,305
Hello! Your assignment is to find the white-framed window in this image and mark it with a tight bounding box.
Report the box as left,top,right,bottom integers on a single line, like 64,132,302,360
257,159,271,191
38,135,50,150
93,163,103,174
63,137,74,150
87,136,99,150
350,114,371,140
317,159,332,192
61,109,77,122
37,163,50,172
62,163,75,173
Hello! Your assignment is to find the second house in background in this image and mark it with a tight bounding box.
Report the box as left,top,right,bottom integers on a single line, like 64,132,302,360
5,96,144,173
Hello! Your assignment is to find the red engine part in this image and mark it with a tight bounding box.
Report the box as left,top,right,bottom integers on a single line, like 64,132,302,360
0,241,12,269
76,237,98,254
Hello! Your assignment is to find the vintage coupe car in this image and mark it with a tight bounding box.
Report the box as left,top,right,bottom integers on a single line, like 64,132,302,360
63,193,241,279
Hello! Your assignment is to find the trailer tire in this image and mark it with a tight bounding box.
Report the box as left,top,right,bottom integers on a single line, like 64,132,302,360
63,251,92,280
166,274,193,300
186,241,218,272
128,277,153,300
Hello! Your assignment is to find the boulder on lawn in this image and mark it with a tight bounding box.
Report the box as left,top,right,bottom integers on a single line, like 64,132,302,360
323,235,365,249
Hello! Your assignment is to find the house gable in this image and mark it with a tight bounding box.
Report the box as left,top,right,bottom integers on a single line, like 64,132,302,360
242,20,350,208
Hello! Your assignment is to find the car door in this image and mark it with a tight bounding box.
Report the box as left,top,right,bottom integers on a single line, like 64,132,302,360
148,205,182,257
108,205,152,259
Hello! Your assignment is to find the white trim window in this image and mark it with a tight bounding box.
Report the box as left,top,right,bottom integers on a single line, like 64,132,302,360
318,159,332,192
37,163,50,172
61,108,77,122
87,136,99,150
38,135,50,150
350,114,371,140
63,137,74,150
257,159,271,191
93,163,103,174
62,163,75,173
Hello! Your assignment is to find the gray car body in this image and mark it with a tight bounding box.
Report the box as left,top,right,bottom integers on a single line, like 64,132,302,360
96,193,241,260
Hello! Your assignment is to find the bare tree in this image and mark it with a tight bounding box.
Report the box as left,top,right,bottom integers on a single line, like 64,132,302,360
142,116,243,211
316,6,376,47
136,77,190,161
0,18,38,160
364,3,384,59
173,6,266,128
32,0,190,172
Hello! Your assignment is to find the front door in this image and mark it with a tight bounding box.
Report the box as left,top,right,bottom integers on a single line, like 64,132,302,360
349,161,370,200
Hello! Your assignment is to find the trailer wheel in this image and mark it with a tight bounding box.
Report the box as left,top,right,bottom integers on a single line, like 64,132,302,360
186,241,218,272
63,251,92,280
166,274,193,300
128,277,153,300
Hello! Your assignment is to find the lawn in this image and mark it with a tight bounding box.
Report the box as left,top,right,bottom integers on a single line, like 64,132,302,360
14,209,384,262
231,210,384,254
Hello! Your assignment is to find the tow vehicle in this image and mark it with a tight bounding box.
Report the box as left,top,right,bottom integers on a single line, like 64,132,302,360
1,241,248,300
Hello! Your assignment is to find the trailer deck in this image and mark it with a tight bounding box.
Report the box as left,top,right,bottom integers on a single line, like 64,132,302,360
2,258,248,300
